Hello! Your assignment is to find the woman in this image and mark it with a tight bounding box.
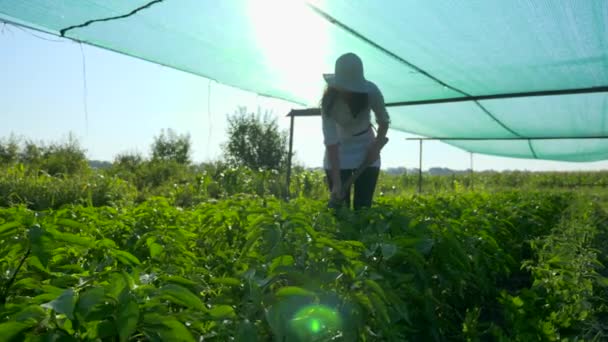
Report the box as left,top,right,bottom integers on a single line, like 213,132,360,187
321,52,390,210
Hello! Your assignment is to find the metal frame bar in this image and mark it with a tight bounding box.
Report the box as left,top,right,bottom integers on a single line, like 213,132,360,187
287,108,321,117
386,86,608,107
405,136,608,140
286,86,608,114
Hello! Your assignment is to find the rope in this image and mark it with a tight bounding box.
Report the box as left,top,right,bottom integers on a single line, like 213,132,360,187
79,43,89,136
207,80,212,156
60,0,164,37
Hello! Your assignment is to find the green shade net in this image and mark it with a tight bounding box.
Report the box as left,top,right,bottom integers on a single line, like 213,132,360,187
1,0,607,161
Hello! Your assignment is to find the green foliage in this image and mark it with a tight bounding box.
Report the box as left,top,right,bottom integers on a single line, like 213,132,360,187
0,133,88,176
496,200,608,340
1,191,605,341
0,165,136,210
223,107,289,171
151,128,192,165
39,134,88,176
113,151,144,173
3,133,608,341
0,135,20,164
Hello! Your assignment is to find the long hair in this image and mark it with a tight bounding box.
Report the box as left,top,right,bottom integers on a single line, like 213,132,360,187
321,86,369,118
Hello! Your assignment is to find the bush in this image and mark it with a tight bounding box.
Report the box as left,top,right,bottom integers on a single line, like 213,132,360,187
0,133,88,176
0,164,136,210
40,135,88,176
223,107,289,171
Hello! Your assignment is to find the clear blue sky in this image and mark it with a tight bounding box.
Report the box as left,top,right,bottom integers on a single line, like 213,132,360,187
2,24,608,172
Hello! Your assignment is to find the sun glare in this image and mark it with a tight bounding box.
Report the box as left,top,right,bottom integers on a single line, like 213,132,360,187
247,0,330,105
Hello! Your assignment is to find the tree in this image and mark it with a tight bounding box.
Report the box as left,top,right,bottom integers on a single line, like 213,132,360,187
41,133,88,176
223,107,289,171
0,134,19,165
151,128,192,164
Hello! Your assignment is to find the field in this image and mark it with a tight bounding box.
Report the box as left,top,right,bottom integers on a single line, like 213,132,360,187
1,157,608,341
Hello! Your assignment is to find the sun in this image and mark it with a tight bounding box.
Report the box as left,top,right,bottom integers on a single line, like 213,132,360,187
247,0,331,105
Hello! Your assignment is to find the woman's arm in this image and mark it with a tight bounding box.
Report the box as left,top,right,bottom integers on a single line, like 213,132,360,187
375,121,389,143
322,110,342,196
367,85,391,162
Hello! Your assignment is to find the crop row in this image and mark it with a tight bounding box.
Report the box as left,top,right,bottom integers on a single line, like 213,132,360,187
1,192,606,340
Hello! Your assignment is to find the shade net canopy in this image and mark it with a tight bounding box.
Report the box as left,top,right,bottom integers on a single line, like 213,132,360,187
1,0,607,161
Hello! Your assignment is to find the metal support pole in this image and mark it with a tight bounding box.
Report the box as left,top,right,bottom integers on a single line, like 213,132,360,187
418,140,423,193
470,152,474,191
286,113,295,200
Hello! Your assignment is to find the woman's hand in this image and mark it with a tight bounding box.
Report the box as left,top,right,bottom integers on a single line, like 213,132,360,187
365,140,381,163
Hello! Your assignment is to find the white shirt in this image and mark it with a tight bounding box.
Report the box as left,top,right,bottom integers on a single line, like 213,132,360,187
322,82,390,169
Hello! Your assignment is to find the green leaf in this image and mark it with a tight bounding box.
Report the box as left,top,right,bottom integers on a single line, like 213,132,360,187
369,292,390,324
160,276,198,287
13,278,41,291
236,320,258,342
96,238,118,249
32,288,70,305
0,221,20,238
316,237,340,251
210,277,241,286
343,240,365,249
364,279,387,302
118,297,140,342
159,320,196,342
159,284,204,310
381,243,397,260
354,292,373,313
40,285,65,296
106,273,129,301
14,305,47,325
41,288,76,320
55,218,85,231
0,322,33,341
93,320,116,339
149,243,163,259
241,229,264,256
511,296,524,308
396,237,434,255
386,291,412,325
112,250,141,266
209,305,236,319
143,314,196,342
51,275,79,289
34,331,79,342
28,226,53,268
47,228,93,248
76,287,105,319
27,256,50,274
300,224,318,241
269,255,295,273
317,238,360,259
597,276,608,287
275,286,316,298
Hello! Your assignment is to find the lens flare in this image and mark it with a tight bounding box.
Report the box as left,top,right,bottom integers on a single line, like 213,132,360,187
290,304,342,340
